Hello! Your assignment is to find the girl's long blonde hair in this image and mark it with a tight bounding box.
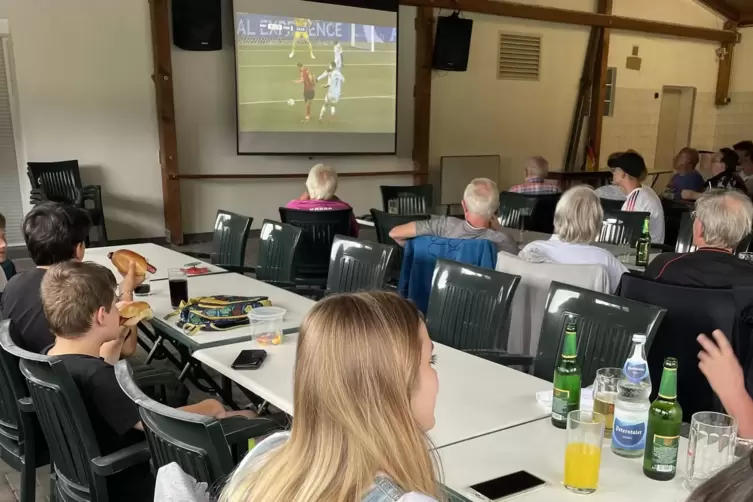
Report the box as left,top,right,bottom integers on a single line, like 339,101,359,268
221,291,439,501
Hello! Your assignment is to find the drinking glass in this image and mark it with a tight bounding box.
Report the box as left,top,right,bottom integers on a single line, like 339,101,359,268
738,252,753,262
593,368,620,438
168,268,189,309
685,412,738,490
564,410,605,494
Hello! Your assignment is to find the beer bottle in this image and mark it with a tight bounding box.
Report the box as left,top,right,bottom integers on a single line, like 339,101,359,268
643,358,682,480
635,216,651,267
551,316,581,429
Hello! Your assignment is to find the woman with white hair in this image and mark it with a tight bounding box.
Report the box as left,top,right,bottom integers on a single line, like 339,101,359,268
519,185,628,292
286,164,358,236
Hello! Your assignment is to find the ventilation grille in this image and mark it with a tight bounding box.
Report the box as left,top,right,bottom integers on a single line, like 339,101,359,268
497,33,541,81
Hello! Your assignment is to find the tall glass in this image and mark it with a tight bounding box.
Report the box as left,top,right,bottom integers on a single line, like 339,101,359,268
564,410,605,494
593,368,620,438
168,268,188,309
685,412,738,490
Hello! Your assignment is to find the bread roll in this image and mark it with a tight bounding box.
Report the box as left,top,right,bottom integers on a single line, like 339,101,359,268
107,249,157,276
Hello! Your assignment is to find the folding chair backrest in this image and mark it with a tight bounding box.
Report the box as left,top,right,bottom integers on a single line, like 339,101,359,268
535,282,666,386
326,236,394,294
27,160,82,204
256,219,302,287
498,192,538,230
370,210,430,281
597,210,649,247
211,210,252,267
426,259,520,352
380,185,433,215
0,322,31,461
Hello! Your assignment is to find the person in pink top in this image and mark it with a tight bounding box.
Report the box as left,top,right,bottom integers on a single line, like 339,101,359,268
286,164,359,237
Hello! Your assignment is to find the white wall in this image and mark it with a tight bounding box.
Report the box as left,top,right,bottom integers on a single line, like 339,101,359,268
5,0,164,240
173,0,416,233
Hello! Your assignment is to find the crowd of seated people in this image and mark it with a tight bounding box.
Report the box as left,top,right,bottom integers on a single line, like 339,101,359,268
681,148,747,200
735,140,753,195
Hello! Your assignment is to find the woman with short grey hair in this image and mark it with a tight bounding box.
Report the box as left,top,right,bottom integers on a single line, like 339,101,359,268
519,186,628,292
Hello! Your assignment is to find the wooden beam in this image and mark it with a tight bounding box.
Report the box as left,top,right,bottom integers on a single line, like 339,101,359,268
148,0,184,245
741,13,753,27
173,171,422,180
696,0,741,21
412,7,434,185
715,20,738,106
588,0,613,170
398,0,738,43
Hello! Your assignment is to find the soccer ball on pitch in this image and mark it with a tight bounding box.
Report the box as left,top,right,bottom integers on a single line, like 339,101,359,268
287,99,296,106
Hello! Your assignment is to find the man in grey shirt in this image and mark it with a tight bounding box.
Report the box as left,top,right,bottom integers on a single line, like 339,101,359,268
389,178,518,255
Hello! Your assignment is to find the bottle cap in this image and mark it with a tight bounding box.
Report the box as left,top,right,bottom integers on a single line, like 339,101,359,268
632,333,647,343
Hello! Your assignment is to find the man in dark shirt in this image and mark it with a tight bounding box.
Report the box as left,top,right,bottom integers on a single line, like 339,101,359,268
665,147,705,200
0,203,142,355
40,261,256,501
644,190,753,287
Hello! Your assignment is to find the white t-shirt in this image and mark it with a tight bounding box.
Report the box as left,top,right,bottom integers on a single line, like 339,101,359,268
519,235,628,293
621,187,665,244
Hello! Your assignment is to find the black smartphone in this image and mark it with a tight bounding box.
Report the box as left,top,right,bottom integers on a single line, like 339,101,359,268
231,349,267,370
468,471,546,501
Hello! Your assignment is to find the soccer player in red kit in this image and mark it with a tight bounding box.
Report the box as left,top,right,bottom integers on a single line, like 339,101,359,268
293,62,316,123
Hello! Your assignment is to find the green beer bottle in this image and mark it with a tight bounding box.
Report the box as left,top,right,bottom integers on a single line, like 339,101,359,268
635,216,651,267
551,316,581,429
643,357,682,480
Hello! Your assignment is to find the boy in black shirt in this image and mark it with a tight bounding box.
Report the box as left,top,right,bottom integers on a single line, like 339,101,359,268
40,261,255,501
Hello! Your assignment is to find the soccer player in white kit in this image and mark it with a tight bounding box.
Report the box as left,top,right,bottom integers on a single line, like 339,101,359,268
317,62,345,122
333,39,343,69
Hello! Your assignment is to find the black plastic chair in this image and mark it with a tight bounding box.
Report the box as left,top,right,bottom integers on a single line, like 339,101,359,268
534,282,666,386
0,326,151,502
425,259,522,364
597,209,650,247
326,236,394,294
498,192,537,230
279,207,353,288
600,198,625,212
114,361,280,486
675,211,753,254
253,219,302,288
370,209,431,283
186,210,252,272
27,160,108,246
380,185,433,215
0,321,51,502
662,198,692,250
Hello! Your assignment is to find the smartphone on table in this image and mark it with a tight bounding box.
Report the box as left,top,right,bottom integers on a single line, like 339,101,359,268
231,349,267,370
468,471,546,501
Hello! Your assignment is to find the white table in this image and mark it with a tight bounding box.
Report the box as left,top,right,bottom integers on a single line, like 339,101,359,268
356,217,375,227
193,340,552,449
148,273,316,352
438,418,689,502
84,243,225,281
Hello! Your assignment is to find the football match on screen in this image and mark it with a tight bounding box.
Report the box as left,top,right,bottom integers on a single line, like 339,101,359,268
235,13,397,134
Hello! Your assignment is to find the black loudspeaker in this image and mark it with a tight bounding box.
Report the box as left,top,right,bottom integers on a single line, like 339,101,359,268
432,13,473,72
172,0,222,51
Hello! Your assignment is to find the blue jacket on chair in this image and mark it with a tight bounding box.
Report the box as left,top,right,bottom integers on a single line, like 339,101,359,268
398,237,497,313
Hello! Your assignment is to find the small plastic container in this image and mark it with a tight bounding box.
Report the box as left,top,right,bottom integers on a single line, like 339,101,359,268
248,307,287,346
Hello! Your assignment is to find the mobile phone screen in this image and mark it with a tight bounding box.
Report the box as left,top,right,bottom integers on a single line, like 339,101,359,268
469,471,545,500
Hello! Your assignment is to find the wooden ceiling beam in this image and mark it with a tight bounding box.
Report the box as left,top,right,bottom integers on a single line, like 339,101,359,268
696,0,741,21
399,0,739,43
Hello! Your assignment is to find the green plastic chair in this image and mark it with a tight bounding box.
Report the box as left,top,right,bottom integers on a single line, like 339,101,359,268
114,361,280,486
597,209,649,247
254,219,302,288
186,209,252,271
0,325,152,502
425,259,522,364
533,281,666,385
380,185,434,215
326,236,395,294
370,209,430,282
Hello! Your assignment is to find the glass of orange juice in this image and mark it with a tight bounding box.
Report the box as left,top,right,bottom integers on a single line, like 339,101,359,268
564,410,605,494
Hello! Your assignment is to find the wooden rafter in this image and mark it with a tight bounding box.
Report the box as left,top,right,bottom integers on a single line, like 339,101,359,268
398,0,738,43
696,0,741,21
588,0,613,170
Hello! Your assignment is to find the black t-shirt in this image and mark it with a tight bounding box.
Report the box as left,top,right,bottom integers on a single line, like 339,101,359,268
0,268,54,353
643,248,753,288
707,171,748,194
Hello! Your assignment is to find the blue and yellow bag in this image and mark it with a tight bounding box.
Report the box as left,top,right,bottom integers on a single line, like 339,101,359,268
167,295,272,334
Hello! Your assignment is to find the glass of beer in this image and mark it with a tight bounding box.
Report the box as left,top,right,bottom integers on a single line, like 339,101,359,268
593,367,620,438
564,410,605,494
168,268,188,309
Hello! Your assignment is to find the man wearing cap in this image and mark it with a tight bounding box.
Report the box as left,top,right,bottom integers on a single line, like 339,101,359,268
612,151,665,244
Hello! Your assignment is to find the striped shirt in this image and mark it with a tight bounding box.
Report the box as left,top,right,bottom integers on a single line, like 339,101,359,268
621,186,665,244
508,178,561,195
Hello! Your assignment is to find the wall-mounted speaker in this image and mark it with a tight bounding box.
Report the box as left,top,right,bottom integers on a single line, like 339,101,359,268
172,0,222,51
432,13,473,72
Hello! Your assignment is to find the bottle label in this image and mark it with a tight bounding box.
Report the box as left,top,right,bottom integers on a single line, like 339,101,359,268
552,388,573,421
611,416,647,451
624,361,649,384
651,434,679,473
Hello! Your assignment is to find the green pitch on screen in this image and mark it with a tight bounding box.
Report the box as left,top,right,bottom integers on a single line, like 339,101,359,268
237,44,397,134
